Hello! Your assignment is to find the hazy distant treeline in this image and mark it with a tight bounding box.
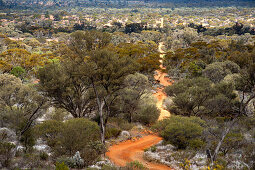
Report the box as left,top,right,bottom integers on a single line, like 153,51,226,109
1,0,254,9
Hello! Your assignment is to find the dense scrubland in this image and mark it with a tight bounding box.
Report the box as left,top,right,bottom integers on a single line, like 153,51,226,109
0,3,255,170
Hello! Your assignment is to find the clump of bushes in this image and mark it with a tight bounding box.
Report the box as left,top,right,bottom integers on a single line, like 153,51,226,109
153,116,205,149
0,142,15,168
107,117,135,131
36,118,104,168
55,162,69,170
105,127,121,139
134,104,160,125
125,161,147,170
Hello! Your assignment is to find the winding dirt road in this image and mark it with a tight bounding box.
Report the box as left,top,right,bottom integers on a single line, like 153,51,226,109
154,42,171,120
106,43,172,169
106,135,171,170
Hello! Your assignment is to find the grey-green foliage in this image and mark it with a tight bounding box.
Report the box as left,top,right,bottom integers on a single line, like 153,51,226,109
119,73,159,124
0,73,47,150
37,62,94,118
0,141,15,168
134,103,159,125
165,77,237,117
121,73,150,122
57,151,84,168
202,61,240,83
36,118,103,167
55,162,69,170
154,115,205,149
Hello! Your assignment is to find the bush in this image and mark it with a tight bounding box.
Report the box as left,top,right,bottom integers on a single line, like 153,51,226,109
125,161,147,170
35,120,64,148
55,162,69,170
108,117,134,131
0,142,15,168
105,127,121,139
156,116,205,149
202,61,240,83
134,104,160,125
36,118,102,167
39,151,49,161
10,66,26,79
16,152,49,169
56,156,76,168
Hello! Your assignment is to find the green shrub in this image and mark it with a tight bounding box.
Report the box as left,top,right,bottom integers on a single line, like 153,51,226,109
157,116,205,149
152,118,172,133
105,127,121,139
39,151,49,161
125,161,147,170
36,118,101,167
10,66,26,79
134,104,160,125
0,142,15,168
20,128,35,152
55,162,69,170
108,117,134,131
56,156,76,168
35,120,64,148
144,145,156,152
101,164,118,170
119,121,135,131
150,146,157,152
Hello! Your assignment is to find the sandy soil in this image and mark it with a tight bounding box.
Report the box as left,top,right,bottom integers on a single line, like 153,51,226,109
106,135,172,170
106,42,172,169
154,42,171,120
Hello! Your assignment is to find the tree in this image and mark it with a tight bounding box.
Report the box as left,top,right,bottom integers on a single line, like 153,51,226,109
120,73,150,123
165,77,213,116
110,42,160,73
165,75,238,117
38,30,137,144
235,64,255,116
68,30,111,54
202,61,240,83
0,49,46,74
86,49,137,144
37,62,95,118
0,74,47,151
165,76,241,166
125,23,144,34
116,73,160,124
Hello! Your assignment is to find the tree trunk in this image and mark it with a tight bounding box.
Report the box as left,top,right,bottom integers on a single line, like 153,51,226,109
98,101,105,144
209,119,237,166
91,79,106,144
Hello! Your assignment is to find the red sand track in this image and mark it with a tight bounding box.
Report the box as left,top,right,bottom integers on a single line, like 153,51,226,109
106,43,172,169
106,135,171,170
154,42,172,120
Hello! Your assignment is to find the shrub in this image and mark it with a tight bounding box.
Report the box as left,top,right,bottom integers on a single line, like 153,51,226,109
36,118,101,167
134,104,160,125
157,116,205,149
150,146,157,152
55,162,69,170
101,164,118,170
108,117,134,131
56,156,76,168
105,127,121,139
39,151,49,161
10,66,26,79
35,120,63,148
0,142,15,168
125,161,147,170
